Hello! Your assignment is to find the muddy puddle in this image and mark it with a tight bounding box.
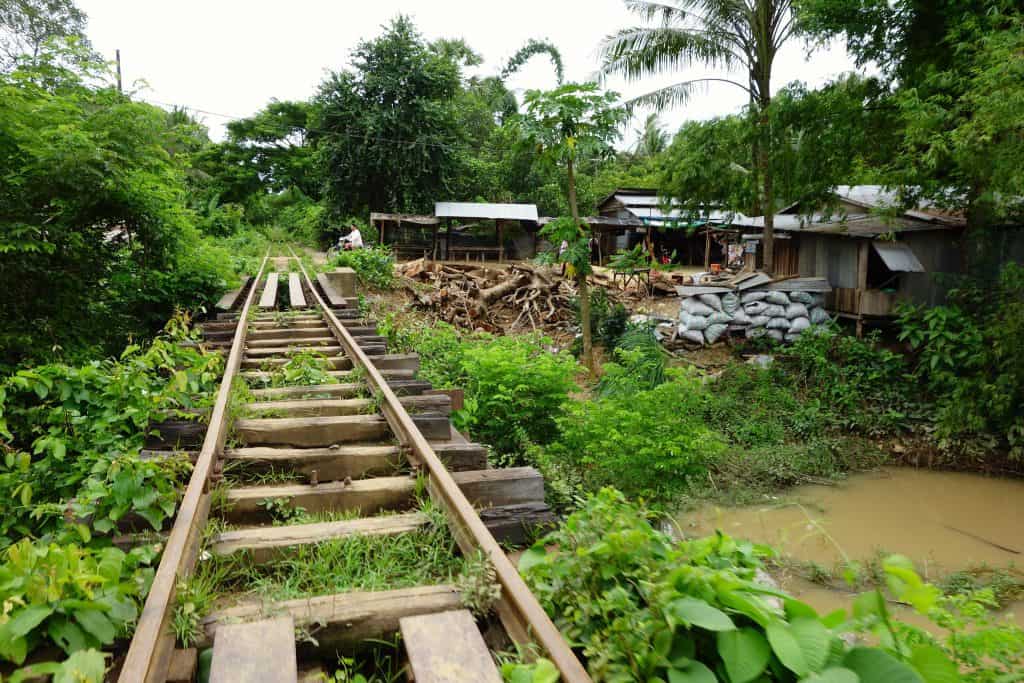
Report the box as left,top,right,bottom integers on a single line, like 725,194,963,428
677,467,1024,627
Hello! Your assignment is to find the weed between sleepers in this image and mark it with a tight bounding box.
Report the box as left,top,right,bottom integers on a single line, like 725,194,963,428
173,500,466,647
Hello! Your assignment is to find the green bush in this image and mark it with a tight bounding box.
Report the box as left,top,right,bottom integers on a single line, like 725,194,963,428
546,376,725,506
521,488,1022,682
458,335,578,457
330,245,395,289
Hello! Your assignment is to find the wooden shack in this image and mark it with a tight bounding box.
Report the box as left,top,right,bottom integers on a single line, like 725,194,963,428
736,186,966,332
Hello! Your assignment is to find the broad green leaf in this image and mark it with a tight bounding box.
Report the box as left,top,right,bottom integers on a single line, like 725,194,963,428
5,605,54,638
767,620,810,677
73,610,117,645
908,644,959,683
717,627,771,683
667,660,716,683
518,544,548,574
53,649,107,683
790,618,832,672
843,647,924,683
800,667,860,683
48,618,90,655
530,658,559,683
669,597,735,632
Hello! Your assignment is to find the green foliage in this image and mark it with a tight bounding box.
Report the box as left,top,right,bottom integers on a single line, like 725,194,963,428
330,245,395,289
0,316,220,544
0,539,154,665
264,349,333,388
501,38,565,84
522,489,1018,682
458,335,577,457
595,326,668,398
896,263,1024,456
501,658,560,683
313,15,464,217
607,244,651,272
547,377,725,506
571,287,629,352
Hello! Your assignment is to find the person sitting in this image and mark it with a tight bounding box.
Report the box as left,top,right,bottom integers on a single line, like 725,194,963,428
339,224,363,251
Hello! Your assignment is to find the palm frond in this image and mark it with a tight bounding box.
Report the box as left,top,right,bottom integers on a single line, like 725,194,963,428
624,77,751,112
622,0,689,24
599,26,741,82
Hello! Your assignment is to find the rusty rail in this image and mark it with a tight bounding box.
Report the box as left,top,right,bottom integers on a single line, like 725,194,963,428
293,253,589,681
119,255,269,683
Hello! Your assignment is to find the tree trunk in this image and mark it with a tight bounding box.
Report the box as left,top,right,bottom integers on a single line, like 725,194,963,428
567,156,592,371
758,99,775,275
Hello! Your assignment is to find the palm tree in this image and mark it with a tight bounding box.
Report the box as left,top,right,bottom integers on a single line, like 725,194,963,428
633,113,669,157
599,0,798,273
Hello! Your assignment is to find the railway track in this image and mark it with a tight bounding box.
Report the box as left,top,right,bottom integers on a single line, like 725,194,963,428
118,254,589,682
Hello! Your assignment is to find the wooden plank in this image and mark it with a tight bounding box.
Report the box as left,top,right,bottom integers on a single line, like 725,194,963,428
199,585,462,651
215,276,252,311
212,511,428,563
675,285,733,296
258,273,279,310
240,368,416,384
288,272,307,309
317,272,347,308
431,443,488,472
244,345,343,358
166,648,197,683
250,383,363,400
247,336,337,348
222,467,543,522
241,355,351,371
224,444,402,481
401,610,501,683
234,414,390,448
210,616,297,683
479,502,557,546
244,394,450,419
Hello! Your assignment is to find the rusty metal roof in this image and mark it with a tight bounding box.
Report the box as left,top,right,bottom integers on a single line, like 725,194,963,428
872,241,926,272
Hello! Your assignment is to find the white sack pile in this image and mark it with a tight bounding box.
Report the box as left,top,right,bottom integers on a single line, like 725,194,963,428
677,288,831,345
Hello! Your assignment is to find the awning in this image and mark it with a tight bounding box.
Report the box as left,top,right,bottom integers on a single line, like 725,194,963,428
872,241,925,272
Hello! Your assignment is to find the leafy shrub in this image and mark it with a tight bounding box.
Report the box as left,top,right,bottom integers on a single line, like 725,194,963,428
0,539,155,666
521,488,1018,682
595,325,667,398
571,287,629,352
330,245,395,289
898,263,1024,456
458,335,577,456
546,377,725,506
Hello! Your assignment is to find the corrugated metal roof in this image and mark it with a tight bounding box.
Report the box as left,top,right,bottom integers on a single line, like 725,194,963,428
435,202,538,221
872,241,925,272
614,193,680,208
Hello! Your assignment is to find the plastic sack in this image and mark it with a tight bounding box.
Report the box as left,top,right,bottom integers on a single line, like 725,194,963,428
748,315,770,328
762,304,786,318
704,323,728,344
731,308,752,325
681,298,715,316
681,329,705,345
765,291,790,306
721,292,740,314
708,311,733,325
767,329,785,341
767,317,791,331
699,294,724,312
790,291,815,305
744,301,768,315
682,313,710,331
740,291,768,304
789,316,811,333
785,303,809,319
746,326,767,339
809,307,830,325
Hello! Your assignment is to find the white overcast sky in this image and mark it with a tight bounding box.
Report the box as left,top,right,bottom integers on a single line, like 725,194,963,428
76,0,859,145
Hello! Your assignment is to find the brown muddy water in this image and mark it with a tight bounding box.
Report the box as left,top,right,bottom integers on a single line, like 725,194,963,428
677,467,1024,628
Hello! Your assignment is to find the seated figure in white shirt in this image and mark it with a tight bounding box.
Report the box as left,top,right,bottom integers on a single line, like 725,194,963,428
339,225,363,250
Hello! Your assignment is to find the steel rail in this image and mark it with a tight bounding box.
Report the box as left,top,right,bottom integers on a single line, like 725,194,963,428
293,253,590,681
119,255,270,683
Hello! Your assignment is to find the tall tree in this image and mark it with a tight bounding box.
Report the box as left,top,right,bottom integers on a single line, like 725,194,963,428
313,16,463,218
599,0,799,273
632,113,668,158
0,0,88,70
502,38,565,84
516,83,627,370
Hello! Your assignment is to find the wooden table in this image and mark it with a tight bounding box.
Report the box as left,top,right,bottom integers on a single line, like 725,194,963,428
612,267,651,293
448,245,504,263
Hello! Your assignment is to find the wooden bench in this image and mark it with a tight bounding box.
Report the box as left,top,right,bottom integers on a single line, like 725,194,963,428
448,245,504,263
258,272,279,310
316,272,346,308
288,272,306,308
210,616,297,683
400,610,501,683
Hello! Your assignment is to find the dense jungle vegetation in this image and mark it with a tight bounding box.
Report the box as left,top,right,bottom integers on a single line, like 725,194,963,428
1,0,1023,679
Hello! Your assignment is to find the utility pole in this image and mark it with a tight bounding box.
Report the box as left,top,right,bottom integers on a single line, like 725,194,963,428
115,49,123,93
